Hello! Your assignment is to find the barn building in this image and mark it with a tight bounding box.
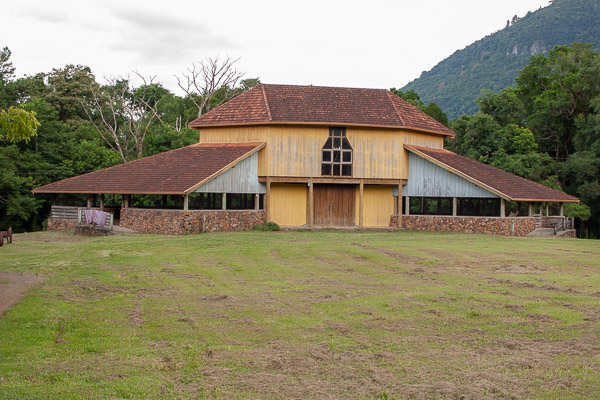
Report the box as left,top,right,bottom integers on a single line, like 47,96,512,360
33,84,578,236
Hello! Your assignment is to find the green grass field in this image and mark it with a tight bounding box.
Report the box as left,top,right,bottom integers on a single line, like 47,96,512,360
0,230,599,399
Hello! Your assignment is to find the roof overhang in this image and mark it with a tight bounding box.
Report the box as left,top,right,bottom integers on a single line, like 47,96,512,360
190,121,455,137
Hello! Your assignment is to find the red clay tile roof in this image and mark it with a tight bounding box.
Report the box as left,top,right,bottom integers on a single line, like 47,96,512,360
189,84,455,136
405,145,579,203
32,143,265,195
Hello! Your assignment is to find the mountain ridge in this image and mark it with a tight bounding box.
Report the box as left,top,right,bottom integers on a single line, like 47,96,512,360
401,0,600,119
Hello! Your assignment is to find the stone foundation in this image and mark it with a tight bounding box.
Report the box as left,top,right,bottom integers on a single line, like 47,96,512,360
556,229,577,238
390,215,537,237
46,218,77,232
75,225,113,236
120,208,266,235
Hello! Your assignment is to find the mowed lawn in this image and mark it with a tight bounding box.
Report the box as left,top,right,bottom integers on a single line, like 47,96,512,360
0,230,599,400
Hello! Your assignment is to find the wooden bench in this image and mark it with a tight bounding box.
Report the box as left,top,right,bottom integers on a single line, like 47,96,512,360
0,227,13,246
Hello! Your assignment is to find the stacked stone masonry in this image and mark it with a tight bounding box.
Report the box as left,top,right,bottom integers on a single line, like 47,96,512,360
391,215,537,237
120,208,266,235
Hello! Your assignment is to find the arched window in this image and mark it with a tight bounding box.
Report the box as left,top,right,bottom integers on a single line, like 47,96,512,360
321,127,352,177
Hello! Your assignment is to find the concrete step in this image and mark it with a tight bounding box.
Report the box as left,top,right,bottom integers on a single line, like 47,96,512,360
527,228,556,237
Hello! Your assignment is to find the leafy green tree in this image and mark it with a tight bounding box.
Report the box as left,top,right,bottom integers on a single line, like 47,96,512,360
516,43,600,161
0,106,40,143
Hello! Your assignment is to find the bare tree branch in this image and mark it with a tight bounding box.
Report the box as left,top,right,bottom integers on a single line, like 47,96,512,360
78,75,160,162
176,56,244,118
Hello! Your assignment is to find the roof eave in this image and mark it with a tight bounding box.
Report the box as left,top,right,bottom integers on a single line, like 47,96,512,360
189,121,455,137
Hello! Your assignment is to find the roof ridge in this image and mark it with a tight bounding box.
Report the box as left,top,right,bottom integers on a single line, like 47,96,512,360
260,84,272,121
386,90,406,126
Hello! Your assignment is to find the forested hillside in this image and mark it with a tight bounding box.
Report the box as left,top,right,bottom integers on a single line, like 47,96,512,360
401,0,600,119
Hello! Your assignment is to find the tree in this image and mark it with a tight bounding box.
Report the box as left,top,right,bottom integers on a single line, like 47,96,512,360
0,106,40,143
79,76,168,162
516,43,600,162
176,56,244,118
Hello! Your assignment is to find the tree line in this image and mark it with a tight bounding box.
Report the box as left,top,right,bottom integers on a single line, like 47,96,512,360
0,48,257,232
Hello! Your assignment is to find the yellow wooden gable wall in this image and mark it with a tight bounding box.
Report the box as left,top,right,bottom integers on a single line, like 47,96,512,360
198,125,444,180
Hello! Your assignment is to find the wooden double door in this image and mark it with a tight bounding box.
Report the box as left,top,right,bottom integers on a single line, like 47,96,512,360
313,184,355,227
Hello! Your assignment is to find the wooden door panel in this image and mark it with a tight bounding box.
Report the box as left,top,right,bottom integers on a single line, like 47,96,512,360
314,184,355,227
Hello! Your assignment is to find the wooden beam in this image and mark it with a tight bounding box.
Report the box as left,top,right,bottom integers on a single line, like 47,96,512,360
397,182,402,228
87,195,92,209
529,203,534,216
545,202,549,217
452,197,457,217
254,193,260,210
183,194,189,211
560,203,564,217
99,194,105,211
308,178,314,226
258,176,408,186
500,198,506,217
405,196,410,216
359,180,364,228
222,193,227,210
265,178,271,222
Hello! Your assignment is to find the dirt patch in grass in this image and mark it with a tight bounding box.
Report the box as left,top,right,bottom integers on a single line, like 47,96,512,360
0,272,46,316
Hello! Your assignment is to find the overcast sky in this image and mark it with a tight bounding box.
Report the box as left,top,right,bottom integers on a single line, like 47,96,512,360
2,0,551,94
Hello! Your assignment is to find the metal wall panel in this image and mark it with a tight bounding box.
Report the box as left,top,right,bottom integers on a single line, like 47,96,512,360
195,153,266,194
399,153,497,198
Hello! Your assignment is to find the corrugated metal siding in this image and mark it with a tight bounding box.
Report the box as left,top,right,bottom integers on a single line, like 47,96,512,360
199,126,444,179
400,153,497,198
269,183,307,226
194,153,266,194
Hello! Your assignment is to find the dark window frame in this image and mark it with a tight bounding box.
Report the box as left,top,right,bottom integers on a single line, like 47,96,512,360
321,127,353,177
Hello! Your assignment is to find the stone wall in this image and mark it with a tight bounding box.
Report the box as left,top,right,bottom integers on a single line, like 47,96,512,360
390,214,537,237
46,218,77,232
120,208,266,235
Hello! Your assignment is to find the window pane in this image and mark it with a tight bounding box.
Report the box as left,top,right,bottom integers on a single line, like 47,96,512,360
322,164,332,175
333,164,341,176
333,151,341,162
322,150,331,162
323,137,332,149
342,151,351,162
333,137,341,148
342,138,352,149
341,164,352,176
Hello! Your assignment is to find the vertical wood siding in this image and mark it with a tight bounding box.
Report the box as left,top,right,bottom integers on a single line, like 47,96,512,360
194,153,266,194
355,185,394,227
314,184,356,227
198,126,444,179
269,183,307,226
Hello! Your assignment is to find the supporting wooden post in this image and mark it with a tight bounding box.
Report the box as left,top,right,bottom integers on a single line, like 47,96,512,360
500,198,506,218
397,181,402,228
254,194,260,210
99,194,105,211
183,194,189,211
222,193,227,210
529,203,534,216
266,178,271,222
309,178,314,227
359,180,364,228
452,197,457,217
559,203,564,217
405,196,410,216
545,202,550,217
87,194,92,209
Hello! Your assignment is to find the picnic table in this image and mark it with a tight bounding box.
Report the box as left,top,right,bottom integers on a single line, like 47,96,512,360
0,227,13,246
